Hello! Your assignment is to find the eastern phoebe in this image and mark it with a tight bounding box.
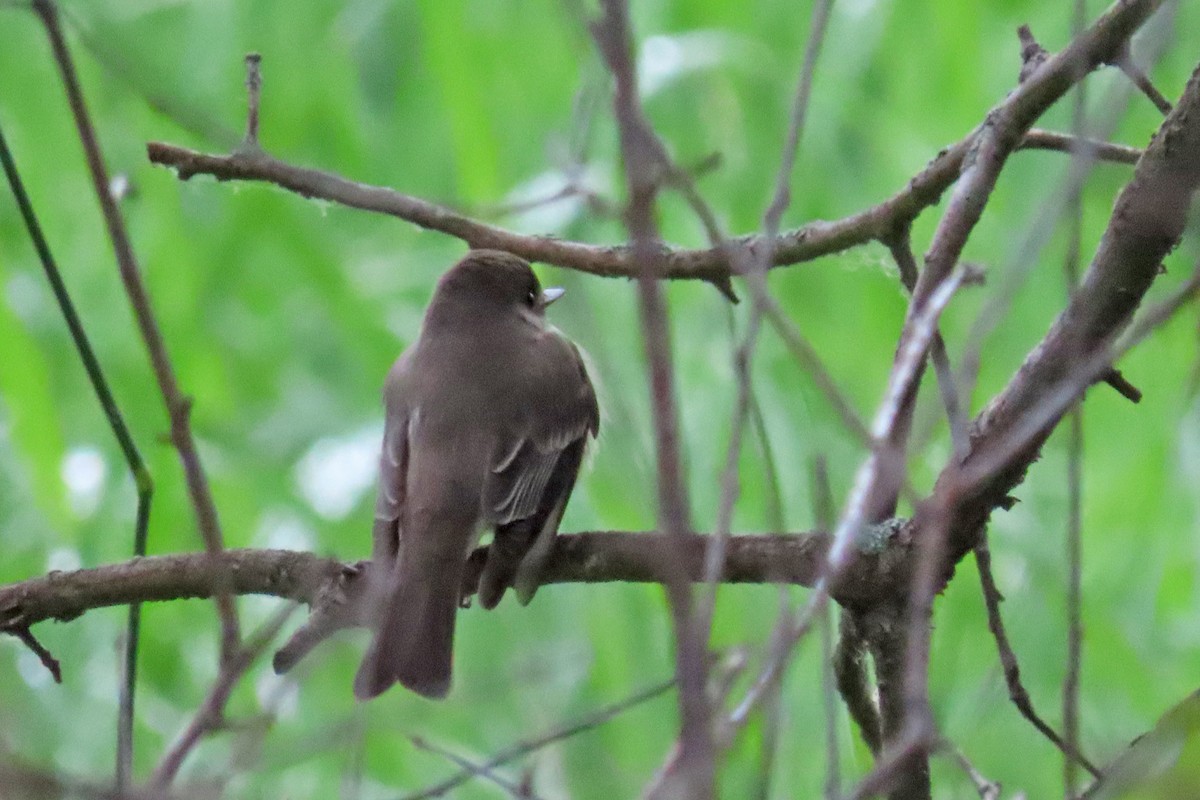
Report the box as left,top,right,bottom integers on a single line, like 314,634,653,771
354,250,599,699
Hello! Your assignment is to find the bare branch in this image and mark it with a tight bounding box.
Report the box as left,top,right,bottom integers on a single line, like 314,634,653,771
933,60,1200,565
144,121,1139,289
834,612,882,757
974,538,1100,778
150,605,295,790
1020,128,1141,163
240,53,263,150
401,678,674,800
0,530,907,650
590,3,712,792
33,0,240,660
409,736,543,800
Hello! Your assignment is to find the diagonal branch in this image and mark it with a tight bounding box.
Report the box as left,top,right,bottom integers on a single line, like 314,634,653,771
932,58,1200,565
974,537,1100,778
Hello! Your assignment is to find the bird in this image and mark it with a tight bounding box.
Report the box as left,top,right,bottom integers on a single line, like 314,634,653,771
353,249,599,700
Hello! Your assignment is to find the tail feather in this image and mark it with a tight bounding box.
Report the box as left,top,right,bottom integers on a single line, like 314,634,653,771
354,562,460,700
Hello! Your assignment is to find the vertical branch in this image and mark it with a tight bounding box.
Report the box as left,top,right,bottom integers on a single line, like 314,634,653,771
241,53,263,150
833,611,882,757
1063,7,1089,791
33,0,241,662
588,4,712,796
820,600,841,799
702,0,834,645
811,455,843,798
867,603,932,800
0,120,154,790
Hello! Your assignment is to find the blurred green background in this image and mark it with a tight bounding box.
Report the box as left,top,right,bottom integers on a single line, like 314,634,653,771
1,0,1198,797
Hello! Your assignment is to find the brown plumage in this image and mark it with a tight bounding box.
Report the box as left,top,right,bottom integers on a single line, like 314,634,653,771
354,250,599,700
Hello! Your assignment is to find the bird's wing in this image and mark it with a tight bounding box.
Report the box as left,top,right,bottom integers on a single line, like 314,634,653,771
485,337,598,524
482,337,598,605
370,355,413,568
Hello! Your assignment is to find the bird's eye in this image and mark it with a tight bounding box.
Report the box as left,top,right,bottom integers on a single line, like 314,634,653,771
526,288,538,306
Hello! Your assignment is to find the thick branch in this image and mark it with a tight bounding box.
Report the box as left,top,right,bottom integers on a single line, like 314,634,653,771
936,60,1200,564
0,529,905,634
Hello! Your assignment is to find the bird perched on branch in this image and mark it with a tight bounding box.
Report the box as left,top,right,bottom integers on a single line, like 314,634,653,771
354,249,599,700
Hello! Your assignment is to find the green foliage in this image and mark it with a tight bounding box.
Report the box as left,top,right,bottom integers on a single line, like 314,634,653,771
1,0,1198,797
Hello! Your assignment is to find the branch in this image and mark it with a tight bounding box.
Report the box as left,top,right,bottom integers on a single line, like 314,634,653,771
588,2,716,796
0,529,905,634
401,678,674,800
143,129,1138,286
149,605,295,790
1020,127,1141,163
33,0,240,660
936,58,1200,564
974,538,1100,777
914,0,1165,312
864,5,1170,796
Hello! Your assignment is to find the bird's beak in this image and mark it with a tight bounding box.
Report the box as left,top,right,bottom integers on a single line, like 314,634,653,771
540,287,565,307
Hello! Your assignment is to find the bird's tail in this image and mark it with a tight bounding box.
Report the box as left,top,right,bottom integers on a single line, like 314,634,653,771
353,558,461,700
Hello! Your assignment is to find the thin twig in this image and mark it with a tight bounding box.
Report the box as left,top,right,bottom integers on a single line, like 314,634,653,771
11,626,62,683
1110,44,1174,114
973,538,1101,778
820,603,841,799
33,0,240,662
762,300,876,448
401,679,674,800
150,605,295,790
762,0,833,235
702,0,833,650
241,53,263,149
943,744,1001,800
1020,128,1141,163
0,115,154,788
409,736,542,800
